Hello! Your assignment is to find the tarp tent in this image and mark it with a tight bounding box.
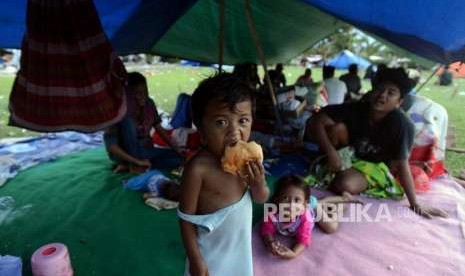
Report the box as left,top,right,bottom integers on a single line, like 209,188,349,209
0,0,344,64
327,50,371,69
2,2,465,276
1,0,465,65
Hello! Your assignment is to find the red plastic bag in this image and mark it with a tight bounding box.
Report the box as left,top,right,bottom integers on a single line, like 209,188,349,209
409,143,446,179
409,165,430,193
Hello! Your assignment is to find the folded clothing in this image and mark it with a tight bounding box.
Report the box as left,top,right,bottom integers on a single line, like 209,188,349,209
145,197,178,210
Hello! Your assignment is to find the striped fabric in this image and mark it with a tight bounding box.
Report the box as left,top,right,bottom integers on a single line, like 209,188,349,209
9,0,127,132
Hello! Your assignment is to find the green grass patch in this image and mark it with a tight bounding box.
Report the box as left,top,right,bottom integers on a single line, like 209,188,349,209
1,65,464,175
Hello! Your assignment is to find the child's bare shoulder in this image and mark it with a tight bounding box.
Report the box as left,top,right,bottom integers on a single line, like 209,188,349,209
183,151,221,177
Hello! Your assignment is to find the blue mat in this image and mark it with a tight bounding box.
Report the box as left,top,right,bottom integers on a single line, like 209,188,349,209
0,132,103,187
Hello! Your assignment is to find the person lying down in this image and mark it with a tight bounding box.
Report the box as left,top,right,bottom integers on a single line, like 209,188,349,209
261,174,363,259
123,170,180,210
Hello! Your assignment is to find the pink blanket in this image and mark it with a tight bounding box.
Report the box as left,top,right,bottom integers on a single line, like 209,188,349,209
253,177,465,276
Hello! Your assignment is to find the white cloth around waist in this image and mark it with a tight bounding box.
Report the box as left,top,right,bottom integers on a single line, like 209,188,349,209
178,191,253,276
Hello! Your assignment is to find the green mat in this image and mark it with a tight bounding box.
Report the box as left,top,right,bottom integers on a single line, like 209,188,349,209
0,148,275,275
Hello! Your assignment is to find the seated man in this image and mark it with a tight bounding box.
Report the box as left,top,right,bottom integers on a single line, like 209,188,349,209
339,63,362,101
267,63,287,88
295,68,313,87
308,68,447,219
233,62,261,89
439,65,453,86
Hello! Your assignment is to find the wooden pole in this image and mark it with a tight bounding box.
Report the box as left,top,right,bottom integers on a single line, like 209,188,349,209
244,0,283,133
218,0,225,71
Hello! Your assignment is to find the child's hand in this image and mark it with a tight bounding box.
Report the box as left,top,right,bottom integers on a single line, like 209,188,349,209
136,159,151,170
173,146,186,157
130,160,151,174
275,245,297,259
264,235,280,256
240,160,269,203
266,239,281,255
342,191,365,205
244,160,266,188
410,203,448,219
189,259,209,276
268,240,295,259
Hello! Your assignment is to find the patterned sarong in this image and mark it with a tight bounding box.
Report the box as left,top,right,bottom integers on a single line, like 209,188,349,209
306,147,404,199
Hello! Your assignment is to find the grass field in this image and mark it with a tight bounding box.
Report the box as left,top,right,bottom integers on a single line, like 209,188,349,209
0,65,464,175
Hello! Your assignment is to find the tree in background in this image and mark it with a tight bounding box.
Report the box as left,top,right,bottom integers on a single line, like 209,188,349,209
307,27,398,63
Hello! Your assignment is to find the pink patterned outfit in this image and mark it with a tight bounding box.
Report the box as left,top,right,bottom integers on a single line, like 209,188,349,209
260,209,314,247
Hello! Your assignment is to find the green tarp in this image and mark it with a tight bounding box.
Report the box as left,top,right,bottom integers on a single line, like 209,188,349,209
153,0,344,64
0,148,273,275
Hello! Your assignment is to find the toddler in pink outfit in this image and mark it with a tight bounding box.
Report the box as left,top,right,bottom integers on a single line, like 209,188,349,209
261,174,363,259
261,174,315,259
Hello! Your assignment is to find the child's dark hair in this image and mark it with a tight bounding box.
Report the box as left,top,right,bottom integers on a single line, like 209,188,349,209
191,72,255,128
127,72,147,87
272,174,311,202
159,180,180,201
373,68,412,97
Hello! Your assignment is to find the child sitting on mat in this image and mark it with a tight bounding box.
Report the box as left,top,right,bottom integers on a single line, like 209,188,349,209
261,174,362,259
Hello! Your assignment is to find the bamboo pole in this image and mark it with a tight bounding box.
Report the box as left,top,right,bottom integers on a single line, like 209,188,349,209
218,0,225,71
244,0,283,133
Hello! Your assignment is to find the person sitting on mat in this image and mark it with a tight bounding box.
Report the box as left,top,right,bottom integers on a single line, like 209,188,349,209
233,62,262,90
307,68,447,219
104,72,183,173
295,68,313,87
268,63,287,89
261,174,363,259
178,72,269,276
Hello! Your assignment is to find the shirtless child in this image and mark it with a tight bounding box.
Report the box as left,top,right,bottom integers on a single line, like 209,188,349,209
178,73,270,276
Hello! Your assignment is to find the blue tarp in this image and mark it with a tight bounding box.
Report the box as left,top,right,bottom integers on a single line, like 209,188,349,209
0,132,103,186
1,0,465,64
0,0,197,54
170,93,193,129
302,0,465,64
327,50,371,69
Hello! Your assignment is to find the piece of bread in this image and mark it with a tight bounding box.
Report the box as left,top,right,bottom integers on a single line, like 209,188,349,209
222,141,263,175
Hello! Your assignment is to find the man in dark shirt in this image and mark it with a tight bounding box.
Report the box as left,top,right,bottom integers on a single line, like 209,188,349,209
268,63,286,88
309,68,447,219
339,63,362,100
439,65,453,86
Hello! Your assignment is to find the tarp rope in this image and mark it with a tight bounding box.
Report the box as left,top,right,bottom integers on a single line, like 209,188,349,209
416,65,441,94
